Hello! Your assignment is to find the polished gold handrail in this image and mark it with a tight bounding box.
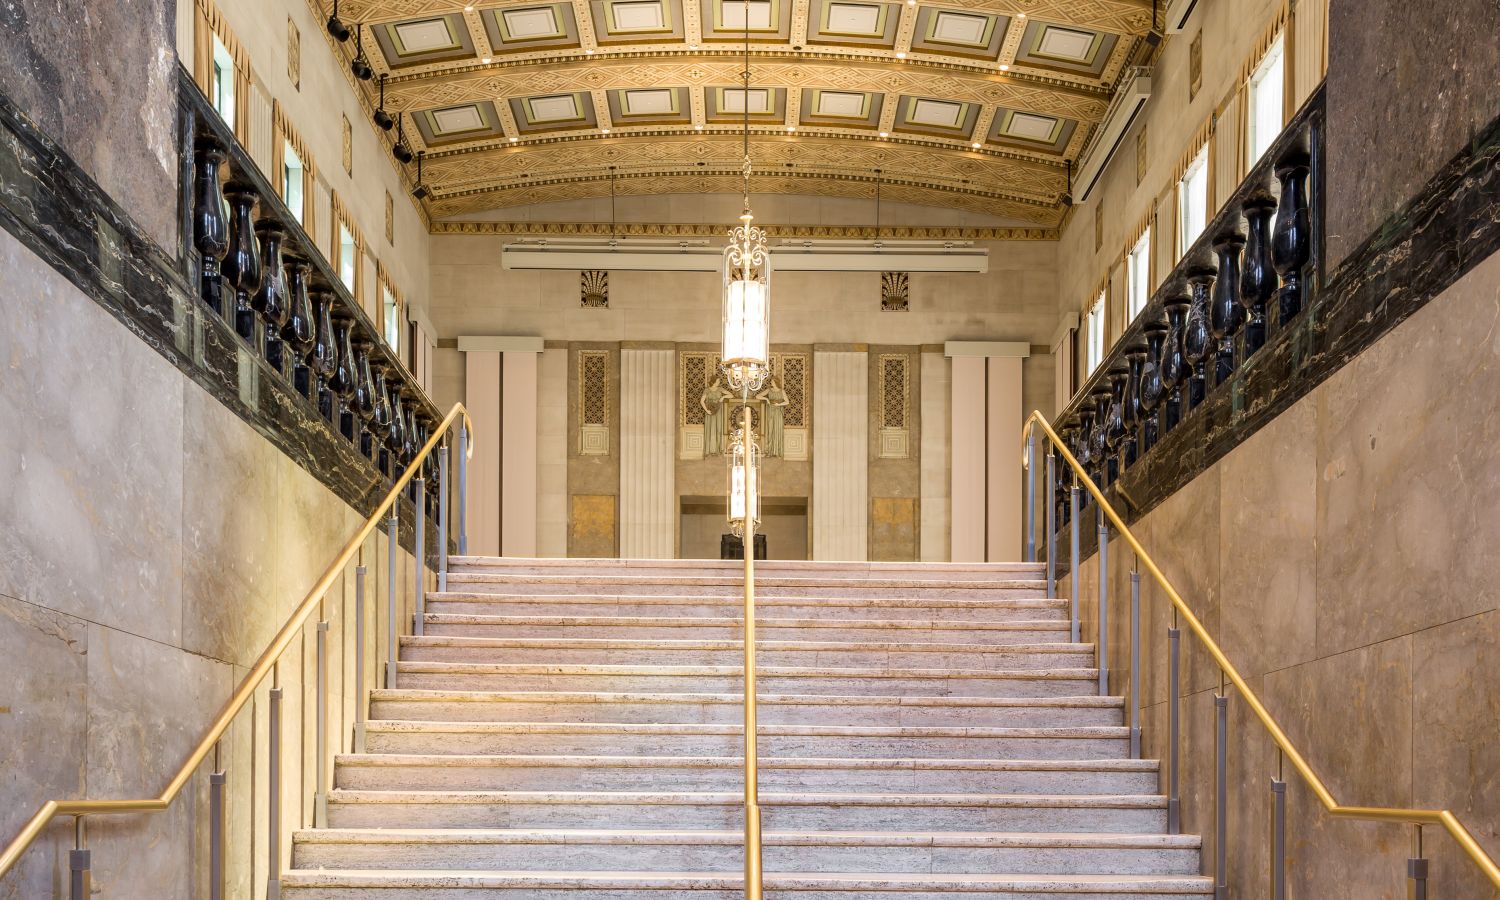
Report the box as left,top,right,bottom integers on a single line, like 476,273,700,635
1025,410,1500,889
0,402,474,879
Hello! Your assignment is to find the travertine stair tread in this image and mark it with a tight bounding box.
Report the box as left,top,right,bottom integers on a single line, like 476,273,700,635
294,828,1195,849
280,869,1211,889
400,635,1094,655
327,790,1166,809
428,592,1068,610
421,612,1070,632
393,662,1109,683
445,573,1046,590
334,754,1154,772
371,688,1119,708
362,721,1129,739
450,556,1047,572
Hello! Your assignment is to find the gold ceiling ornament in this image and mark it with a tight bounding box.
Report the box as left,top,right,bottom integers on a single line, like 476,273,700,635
431,219,1057,239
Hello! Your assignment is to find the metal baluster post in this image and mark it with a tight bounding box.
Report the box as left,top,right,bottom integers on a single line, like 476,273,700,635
1097,510,1109,696
210,741,226,900
1069,484,1080,644
1215,678,1229,900
438,440,450,591
414,476,427,636
1409,825,1429,900
1045,447,1056,599
314,605,329,828
1129,568,1141,759
1167,615,1181,834
386,511,398,689
1271,750,1286,900
267,666,283,900
355,563,367,752
69,818,89,900
1025,428,1036,562
457,423,469,556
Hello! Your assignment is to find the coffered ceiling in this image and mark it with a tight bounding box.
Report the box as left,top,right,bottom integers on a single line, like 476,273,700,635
322,0,1154,224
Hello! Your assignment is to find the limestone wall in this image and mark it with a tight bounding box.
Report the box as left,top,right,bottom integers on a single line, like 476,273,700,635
0,228,421,898
1060,250,1500,897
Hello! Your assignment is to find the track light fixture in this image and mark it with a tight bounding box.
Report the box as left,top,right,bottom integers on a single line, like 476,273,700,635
351,24,374,80
392,113,414,163
411,151,430,200
374,74,394,130
326,0,351,41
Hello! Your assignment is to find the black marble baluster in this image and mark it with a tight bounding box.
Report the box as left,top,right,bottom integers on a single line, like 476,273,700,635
388,389,408,479
221,186,261,342
191,139,229,317
1076,408,1095,494
1183,267,1216,410
311,290,338,420
330,317,357,440
1091,389,1112,487
1240,195,1278,356
373,366,393,475
1123,347,1144,468
283,259,316,397
1161,295,1190,432
252,221,289,374
1272,152,1312,325
1140,322,1168,453
354,340,377,458
1104,369,1128,484
1210,234,1245,386
1057,425,1075,527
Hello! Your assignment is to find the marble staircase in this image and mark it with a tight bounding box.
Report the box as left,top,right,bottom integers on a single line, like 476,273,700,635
282,558,1210,898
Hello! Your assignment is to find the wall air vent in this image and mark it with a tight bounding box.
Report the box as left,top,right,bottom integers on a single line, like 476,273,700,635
1164,0,1203,33
1072,67,1152,204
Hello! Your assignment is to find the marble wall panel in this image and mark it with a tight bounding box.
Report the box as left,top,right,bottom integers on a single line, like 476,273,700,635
0,595,88,898
1325,0,1500,268
1315,251,1500,654
1138,467,1222,698
1411,609,1500,898
1218,397,1318,676
870,497,918,562
0,0,178,249
0,228,185,648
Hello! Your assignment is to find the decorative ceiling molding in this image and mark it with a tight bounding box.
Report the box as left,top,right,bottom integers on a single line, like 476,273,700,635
432,219,1059,239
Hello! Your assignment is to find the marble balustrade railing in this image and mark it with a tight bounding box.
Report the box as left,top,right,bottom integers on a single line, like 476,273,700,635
184,67,441,511
1054,86,1325,527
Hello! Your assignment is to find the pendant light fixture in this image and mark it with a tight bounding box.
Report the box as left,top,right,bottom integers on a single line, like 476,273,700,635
411,150,430,200
392,113,414,163
374,74,394,130
326,0,351,41
719,1,771,397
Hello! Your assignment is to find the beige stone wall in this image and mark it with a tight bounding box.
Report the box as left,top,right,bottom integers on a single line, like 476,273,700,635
0,229,421,895
1061,250,1500,897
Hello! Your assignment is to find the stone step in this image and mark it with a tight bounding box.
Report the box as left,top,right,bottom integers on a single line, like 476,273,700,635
332,754,1159,795
443,572,1046,600
292,828,1201,876
281,869,1212,899
369,688,1121,729
449,556,1049,581
426,592,1070,623
362,722,1131,760
393,662,1103,701
323,790,1170,833
399,636,1097,673
420,613,1071,646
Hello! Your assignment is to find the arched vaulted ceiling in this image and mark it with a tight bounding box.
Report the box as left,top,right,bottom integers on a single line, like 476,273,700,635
323,0,1154,224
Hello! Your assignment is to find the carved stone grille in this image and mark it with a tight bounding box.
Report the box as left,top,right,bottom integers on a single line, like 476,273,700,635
881,355,909,429
580,351,609,426
779,354,807,427
679,351,721,426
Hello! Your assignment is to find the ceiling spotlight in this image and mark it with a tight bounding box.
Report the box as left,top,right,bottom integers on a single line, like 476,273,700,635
690,43,699,49
373,74,394,130
602,128,611,134
464,3,475,9
695,124,704,130
1017,12,1026,17
999,64,1010,71
971,142,982,149
586,48,596,54
510,136,520,142
895,51,906,58
879,131,889,137
481,56,492,63
351,24,374,80
392,113,415,162
326,0,351,41
786,125,796,132
411,151,430,199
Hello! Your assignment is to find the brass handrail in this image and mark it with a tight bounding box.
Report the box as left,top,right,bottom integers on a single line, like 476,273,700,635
0,402,474,879
1024,410,1500,889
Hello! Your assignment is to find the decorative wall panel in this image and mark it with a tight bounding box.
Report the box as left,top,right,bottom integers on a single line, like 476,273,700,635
812,349,868,560
620,349,676,557
579,349,611,454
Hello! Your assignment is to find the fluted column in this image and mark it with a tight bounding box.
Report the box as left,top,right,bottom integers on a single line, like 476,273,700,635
620,347,676,559
500,346,540,558
462,347,502,557
813,349,869,561
919,349,951,562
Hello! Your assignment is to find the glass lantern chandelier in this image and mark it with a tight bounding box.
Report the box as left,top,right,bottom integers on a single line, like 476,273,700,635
727,423,761,537
720,1,772,398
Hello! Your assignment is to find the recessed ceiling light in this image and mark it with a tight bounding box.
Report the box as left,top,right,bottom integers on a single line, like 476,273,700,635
586,48,595,54
879,131,889,137
695,124,704,130
689,43,699,49
786,125,796,132
602,127,611,133
464,4,474,10
895,51,907,58
971,142,982,148
1017,12,1026,17
999,64,1009,71
510,136,519,142
481,56,492,63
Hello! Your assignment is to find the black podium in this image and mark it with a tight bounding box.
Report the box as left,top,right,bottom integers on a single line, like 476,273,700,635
719,533,768,560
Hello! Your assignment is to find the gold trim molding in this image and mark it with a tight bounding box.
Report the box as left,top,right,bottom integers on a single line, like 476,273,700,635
431,220,1058,240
